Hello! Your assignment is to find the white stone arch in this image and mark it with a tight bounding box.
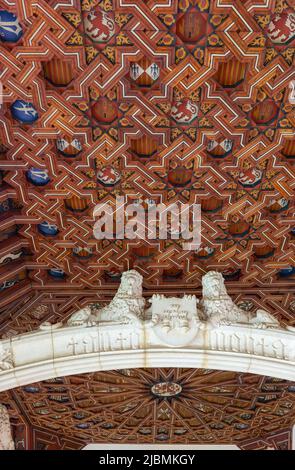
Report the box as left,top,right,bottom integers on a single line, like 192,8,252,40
0,322,295,392
1,269,295,391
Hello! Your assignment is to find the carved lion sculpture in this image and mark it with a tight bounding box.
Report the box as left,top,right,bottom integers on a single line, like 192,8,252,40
68,270,145,327
0,404,14,451
200,271,280,328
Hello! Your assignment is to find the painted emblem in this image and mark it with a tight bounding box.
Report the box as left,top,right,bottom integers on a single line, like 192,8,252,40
73,246,93,258
56,137,82,157
26,168,50,186
0,251,22,265
0,10,23,42
97,166,121,186
151,382,182,398
266,9,295,44
48,268,65,279
195,246,215,259
222,268,241,280
83,7,115,43
0,279,17,292
24,386,40,393
238,168,263,187
38,221,59,236
167,167,192,186
206,138,233,157
105,268,122,279
171,99,198,124
11,100,38,124
130,61,160,84
251,99,278,125
92,97,117,123
269,197,289,212
278,266,295,277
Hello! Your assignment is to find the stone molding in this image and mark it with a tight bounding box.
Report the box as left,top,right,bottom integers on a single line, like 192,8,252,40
0,270,294,391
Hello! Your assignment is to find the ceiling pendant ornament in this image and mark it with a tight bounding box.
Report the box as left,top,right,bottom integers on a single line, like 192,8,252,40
151,382,182,398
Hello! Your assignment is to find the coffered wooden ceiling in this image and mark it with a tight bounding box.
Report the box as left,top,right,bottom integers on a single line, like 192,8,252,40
0,368,294,449
0,0,294,336
0,0,295,309
0,0,294,449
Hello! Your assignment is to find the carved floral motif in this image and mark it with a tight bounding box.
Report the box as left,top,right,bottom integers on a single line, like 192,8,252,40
0,345,14,371
0,404,14,450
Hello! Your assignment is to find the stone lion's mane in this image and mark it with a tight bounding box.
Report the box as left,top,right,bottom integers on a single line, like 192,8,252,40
68,270,145,326
115,270,143,298
202,271,228,299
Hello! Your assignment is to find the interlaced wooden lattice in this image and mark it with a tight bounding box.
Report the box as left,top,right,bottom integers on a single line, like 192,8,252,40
0,0,294,449
0,0,294,334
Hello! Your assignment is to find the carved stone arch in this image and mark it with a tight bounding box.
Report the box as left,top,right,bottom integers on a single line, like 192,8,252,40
1,323,295,392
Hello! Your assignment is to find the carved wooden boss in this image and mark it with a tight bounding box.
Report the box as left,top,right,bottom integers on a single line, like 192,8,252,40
1,270,295,391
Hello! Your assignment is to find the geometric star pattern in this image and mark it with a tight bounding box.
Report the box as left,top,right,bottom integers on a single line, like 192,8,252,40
0,368,294,448
0,0,294,449
0,0,294,324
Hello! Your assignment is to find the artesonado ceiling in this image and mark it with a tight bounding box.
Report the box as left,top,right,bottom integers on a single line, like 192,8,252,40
0,0,294,450
0,0,294,334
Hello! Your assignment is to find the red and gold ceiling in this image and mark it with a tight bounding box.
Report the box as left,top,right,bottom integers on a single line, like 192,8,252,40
0,0,294,336
0,0,294,448
0,368,294,450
